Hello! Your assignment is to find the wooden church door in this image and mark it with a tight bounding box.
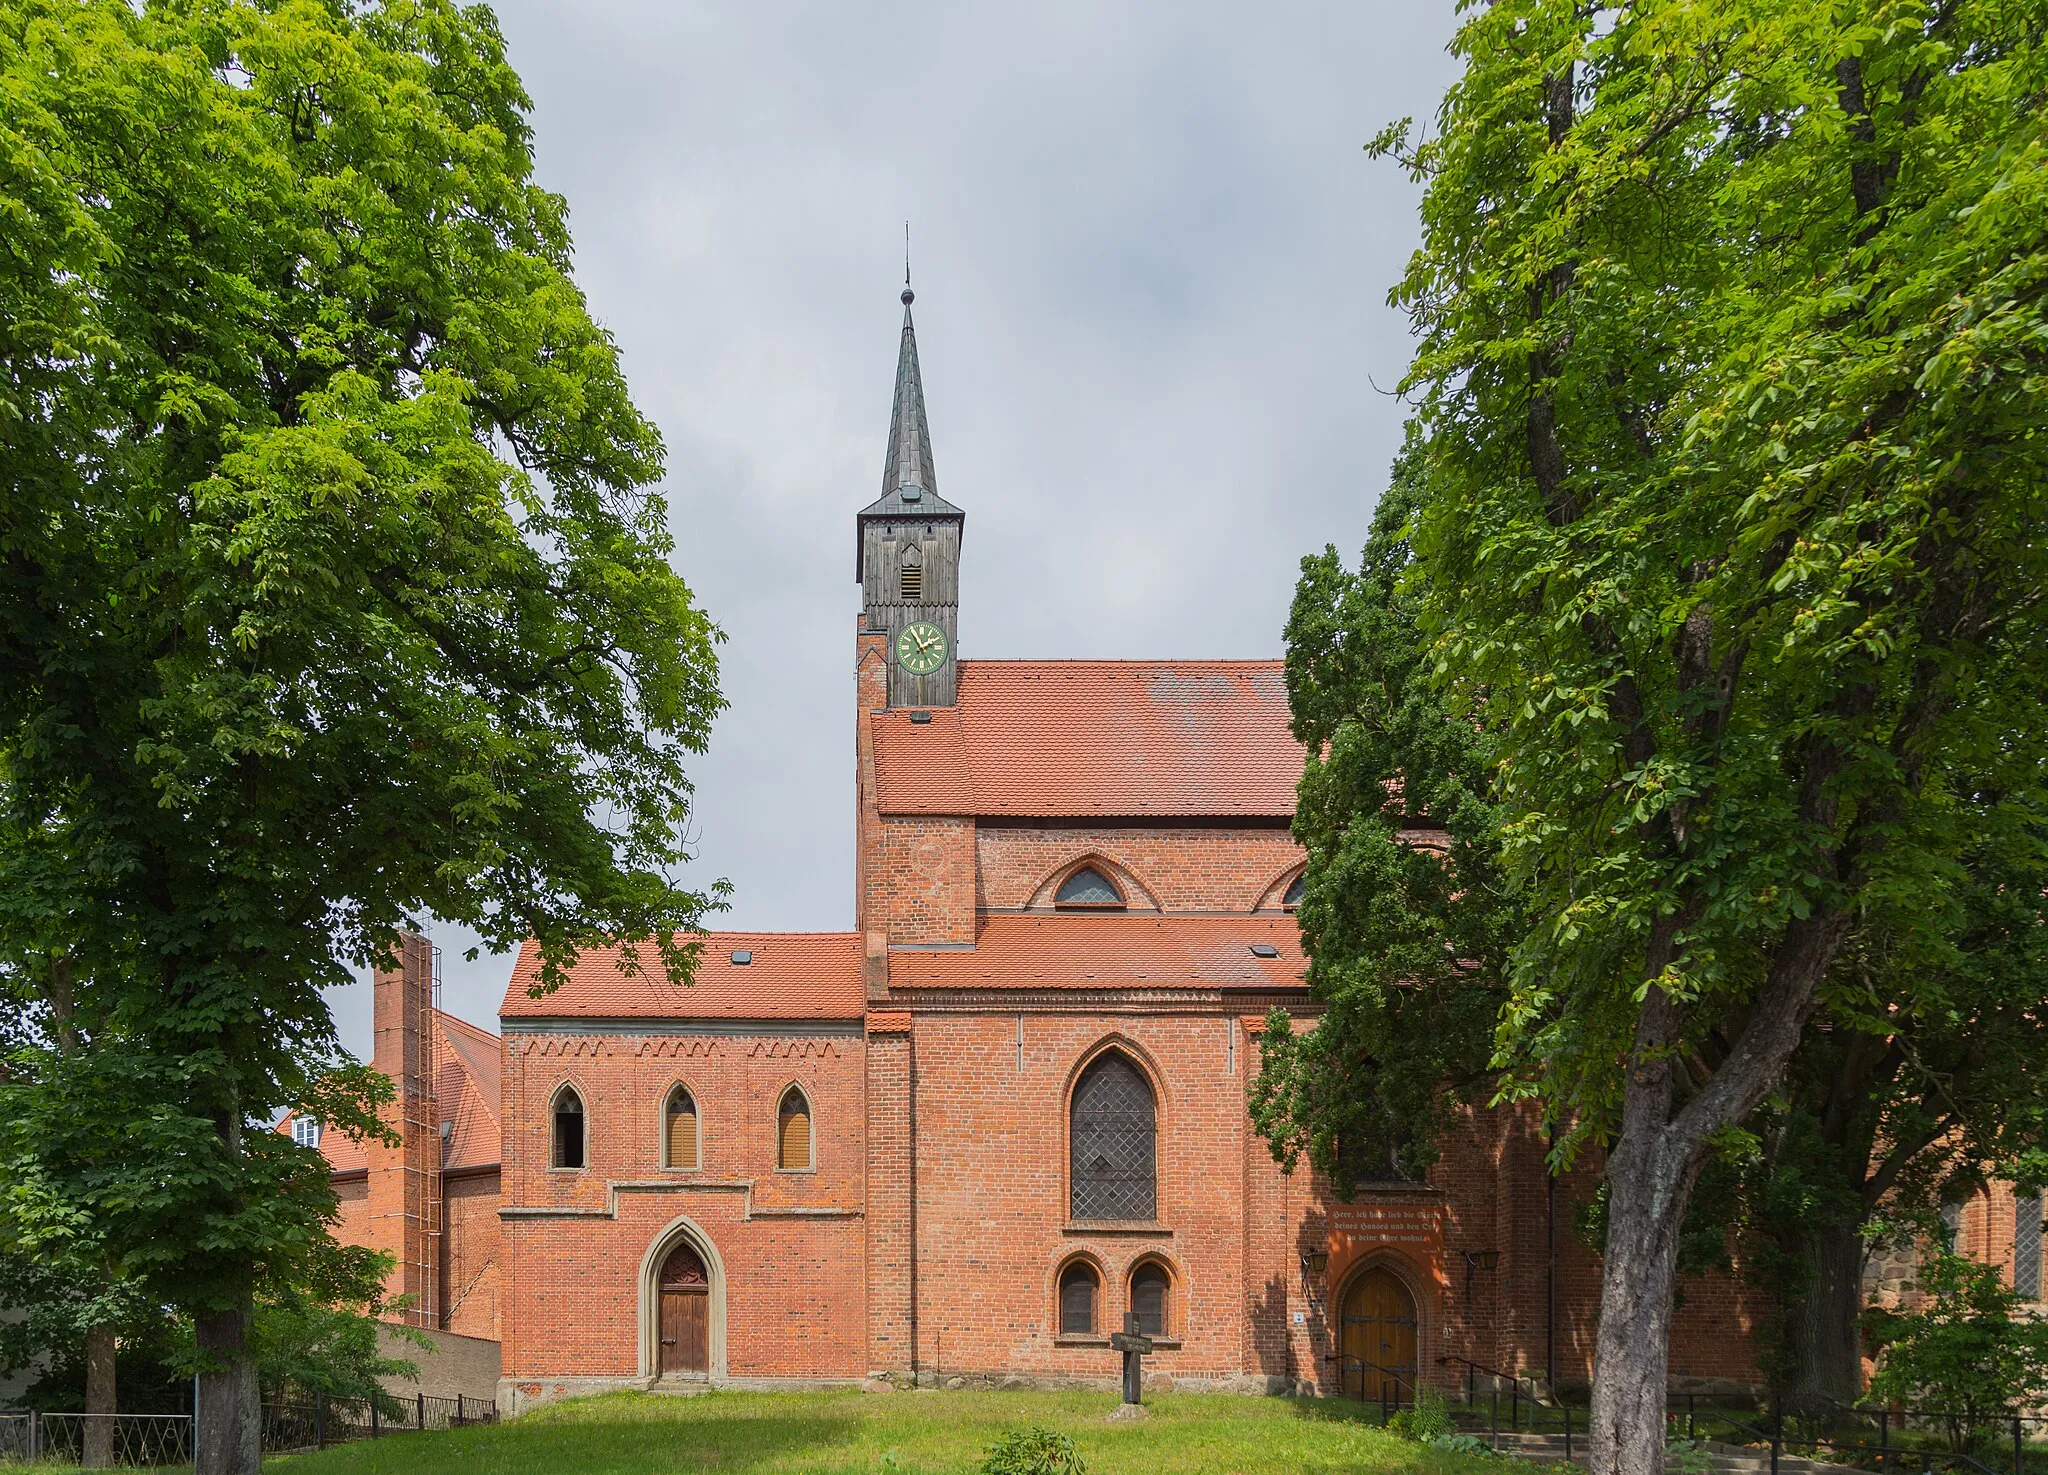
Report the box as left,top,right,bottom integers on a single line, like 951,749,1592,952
1340,1267,1418,1402
657,1241,710,1377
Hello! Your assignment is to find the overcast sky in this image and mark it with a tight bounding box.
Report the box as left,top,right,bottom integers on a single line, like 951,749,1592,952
325,1,1464,1060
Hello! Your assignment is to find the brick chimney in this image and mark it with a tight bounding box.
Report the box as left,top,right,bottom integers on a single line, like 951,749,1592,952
367,932,441,1329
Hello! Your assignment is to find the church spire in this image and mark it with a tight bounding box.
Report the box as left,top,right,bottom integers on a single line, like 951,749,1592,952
856,281,963,580
882,284,938,502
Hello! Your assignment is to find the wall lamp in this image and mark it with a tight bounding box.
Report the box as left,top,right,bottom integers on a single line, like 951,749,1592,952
1299,1249,1330,1308
1463,1248,1501,1303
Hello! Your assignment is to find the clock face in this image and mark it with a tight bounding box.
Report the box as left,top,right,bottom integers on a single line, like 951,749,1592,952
896,620,948,675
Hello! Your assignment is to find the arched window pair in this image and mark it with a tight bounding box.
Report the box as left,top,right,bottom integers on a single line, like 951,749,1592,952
549,1083,815,1172
661,1085,810,1171
1057,1260,1173,1338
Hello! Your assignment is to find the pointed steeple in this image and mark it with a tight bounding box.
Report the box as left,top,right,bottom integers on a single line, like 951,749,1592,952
856,282,963,579
883,285,939,502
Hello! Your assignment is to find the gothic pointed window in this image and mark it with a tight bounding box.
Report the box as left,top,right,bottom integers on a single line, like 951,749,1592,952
777,1087,813,1171
1070,1052,1156,1221
1058,1261,1100,1335
1055,867,1124,909
1283,872,1306,907
552,1087,585,1170
665,1087,699,1170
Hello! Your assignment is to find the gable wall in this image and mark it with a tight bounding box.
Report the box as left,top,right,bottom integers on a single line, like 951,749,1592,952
975,825,1303,913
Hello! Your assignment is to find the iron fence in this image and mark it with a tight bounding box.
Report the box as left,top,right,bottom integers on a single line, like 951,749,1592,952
0,1393,497,1465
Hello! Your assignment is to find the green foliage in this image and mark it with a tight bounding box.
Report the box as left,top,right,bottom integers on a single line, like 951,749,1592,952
1252,438,1518,1198
0,0,724,1384
1273,0,2048,1445
1388,1390,1452,1443
981,1427,1086,1475
251,1292,426,1417
1866,1254,2048,1421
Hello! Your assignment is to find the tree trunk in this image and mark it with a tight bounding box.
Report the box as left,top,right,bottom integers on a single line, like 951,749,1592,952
82,1324,116,1468
194,1305,260,1475
1589,1123,1707,1475
1781,1219,1866,1416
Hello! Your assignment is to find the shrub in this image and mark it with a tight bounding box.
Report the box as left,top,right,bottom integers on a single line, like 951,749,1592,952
1389,1389,1452,1443
1866,1252,2048,1426
982,1427,1086,1475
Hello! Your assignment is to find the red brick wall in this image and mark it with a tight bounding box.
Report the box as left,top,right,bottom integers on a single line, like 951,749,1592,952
900,1009,1323,1386
499,1028,869,1382
443,1170,502,1341
975,826,1303,913
868,817,977,945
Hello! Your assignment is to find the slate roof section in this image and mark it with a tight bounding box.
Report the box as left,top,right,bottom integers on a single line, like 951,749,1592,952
884,914,1308,991
870,660,1304,818
500,933,866,1022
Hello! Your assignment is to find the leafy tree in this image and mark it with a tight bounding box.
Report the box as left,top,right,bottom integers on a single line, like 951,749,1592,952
0,1,724,1470
1252,442,1516,1201
1367,3,2048,1471
1865,1253,2048,1429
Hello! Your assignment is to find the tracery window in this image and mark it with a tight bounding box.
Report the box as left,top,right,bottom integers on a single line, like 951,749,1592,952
1130,1261,1171,1337
665,1087,700,1170
552,1087,585,1170
2018,1193,2043,1300
1070,1052,1156,1221
777,1087,813,1171
1058,1262,1100,1336
1055,867,1124,908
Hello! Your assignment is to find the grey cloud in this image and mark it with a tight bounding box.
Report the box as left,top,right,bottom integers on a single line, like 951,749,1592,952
324,0,1462,1059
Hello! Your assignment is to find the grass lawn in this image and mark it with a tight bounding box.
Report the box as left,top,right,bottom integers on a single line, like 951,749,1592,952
263,1388,1504,1475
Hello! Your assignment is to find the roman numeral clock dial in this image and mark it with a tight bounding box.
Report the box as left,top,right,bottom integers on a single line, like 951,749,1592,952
896,620,947,675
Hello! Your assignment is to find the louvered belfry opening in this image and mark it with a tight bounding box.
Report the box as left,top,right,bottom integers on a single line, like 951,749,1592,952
1070,1052,1156,1221
899,539,923,602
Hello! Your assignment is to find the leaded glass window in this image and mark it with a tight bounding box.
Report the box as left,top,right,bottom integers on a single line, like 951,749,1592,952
1282,873,1305,907
1055,868,1123,908
2018,1193,2043,1300
1059,1262,1099,1334
1070,1052,1156,1221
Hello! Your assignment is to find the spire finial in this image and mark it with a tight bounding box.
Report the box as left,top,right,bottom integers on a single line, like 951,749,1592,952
902,221,913,305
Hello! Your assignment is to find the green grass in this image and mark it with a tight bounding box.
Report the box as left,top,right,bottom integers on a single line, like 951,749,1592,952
263,1388,1508,1475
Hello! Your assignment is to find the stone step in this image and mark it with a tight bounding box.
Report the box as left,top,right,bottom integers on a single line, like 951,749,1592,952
1476,1431,1866,1475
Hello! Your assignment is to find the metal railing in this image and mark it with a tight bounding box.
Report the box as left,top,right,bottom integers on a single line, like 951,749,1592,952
1323,1352,1421,1421
0,1393,498,1465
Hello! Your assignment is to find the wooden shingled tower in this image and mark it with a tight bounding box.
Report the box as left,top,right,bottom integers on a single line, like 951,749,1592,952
856,282,963,709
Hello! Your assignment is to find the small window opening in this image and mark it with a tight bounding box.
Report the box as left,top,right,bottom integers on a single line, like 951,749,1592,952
1059,1262,1100,1336
666,1087,700,1170
552,1088,585,1169
777,1088,813,1171
1055,867,1124,909
900,565,923,601
1283,873,1306,907
292,1116,322,1149
1131,1262,1171,1337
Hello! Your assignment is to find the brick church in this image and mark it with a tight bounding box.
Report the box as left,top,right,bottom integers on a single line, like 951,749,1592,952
306,286,1794,1413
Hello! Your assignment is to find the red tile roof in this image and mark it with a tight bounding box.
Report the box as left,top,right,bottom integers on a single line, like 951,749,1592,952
870,661,1303,818
885,913,1308,990
500,933,865,1021
283,1008,502,1175
433,1010,502,1173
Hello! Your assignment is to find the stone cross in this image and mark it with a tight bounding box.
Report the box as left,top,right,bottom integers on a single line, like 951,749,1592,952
1109,1312,1153,1404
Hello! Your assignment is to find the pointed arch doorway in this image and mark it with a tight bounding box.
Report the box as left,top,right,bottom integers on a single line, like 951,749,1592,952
1340,1266,1419,1403
657,1240,710,1378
